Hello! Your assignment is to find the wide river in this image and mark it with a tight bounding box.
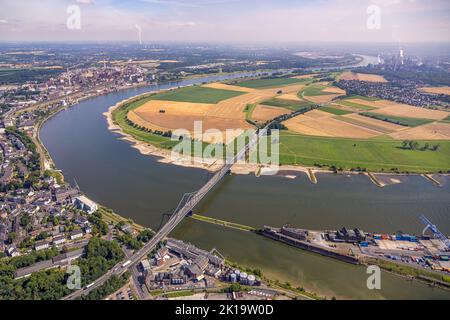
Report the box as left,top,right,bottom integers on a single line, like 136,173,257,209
40,72,450,300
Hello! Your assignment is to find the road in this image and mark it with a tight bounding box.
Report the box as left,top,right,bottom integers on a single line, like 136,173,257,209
62,126,268,300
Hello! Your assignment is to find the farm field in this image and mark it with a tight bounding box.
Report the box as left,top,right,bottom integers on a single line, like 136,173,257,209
278,132,450,173
276,93,303,101
284,112,380,138
340,113,405,134
301,84,345,104
334,100,377,111
360,112,435,127
338,71,388,83
202,82,257,93
149,85,245,103
345,99,449,120
251,105,291,123
389,122,450,140
260,98,312,111
233,77,309,89
319,106,353,115
419,86,450,95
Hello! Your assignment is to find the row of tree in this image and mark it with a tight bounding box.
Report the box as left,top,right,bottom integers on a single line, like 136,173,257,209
401,140,440,151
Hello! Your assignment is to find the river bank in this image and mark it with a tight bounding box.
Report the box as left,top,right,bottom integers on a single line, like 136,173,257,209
104,94,449,187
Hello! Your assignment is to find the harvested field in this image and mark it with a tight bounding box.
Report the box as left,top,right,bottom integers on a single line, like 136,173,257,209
284,114,381,138
202,82,257,93
339,71,388,83
260,98,311,111
277,93,302,101
304,93,341,104
334,100,377,111
341,113,405,134
129,99,252,143
322,87,346,94
370,103,449,120
301,109,333,119
419,86,450,95
261,83,305,95
389,122,450,140
251,105,291,123
344,99,449,120
207,91,274,119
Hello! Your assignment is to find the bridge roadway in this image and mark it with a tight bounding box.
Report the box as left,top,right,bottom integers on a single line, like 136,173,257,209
62,127,268,300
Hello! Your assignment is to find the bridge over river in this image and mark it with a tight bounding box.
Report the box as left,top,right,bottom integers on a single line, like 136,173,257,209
62,126,268,299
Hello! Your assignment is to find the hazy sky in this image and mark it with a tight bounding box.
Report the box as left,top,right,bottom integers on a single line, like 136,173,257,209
0,0,449,43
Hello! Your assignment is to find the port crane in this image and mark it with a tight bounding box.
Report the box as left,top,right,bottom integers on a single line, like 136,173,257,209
419,214,450,249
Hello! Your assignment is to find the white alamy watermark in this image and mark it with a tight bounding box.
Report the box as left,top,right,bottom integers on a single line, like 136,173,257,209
66,5,81,30
170,121,280,174
366,5,381,30
366,265,381,290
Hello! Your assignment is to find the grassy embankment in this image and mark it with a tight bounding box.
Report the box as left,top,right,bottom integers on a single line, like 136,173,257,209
98,206,146,233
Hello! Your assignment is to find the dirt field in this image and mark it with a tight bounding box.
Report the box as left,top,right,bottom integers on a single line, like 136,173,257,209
284,113,381,138
251,105,291,122
389,122,450,140
202,82,257,93
341,113,405,133
339,71,388,83
419,86,450,95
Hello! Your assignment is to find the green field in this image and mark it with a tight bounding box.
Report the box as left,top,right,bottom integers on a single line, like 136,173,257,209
301,85,329,96
278,132,450,173
319,106,353,115
149,85,244,103
234,77,309,89
342,95,380,101
261,98,312,111
360,112,434,127
335,100,377,111
443,115,450,122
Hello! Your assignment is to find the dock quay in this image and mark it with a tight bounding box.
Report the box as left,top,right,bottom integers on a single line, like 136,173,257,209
261,221,450,285
262,226,360,264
